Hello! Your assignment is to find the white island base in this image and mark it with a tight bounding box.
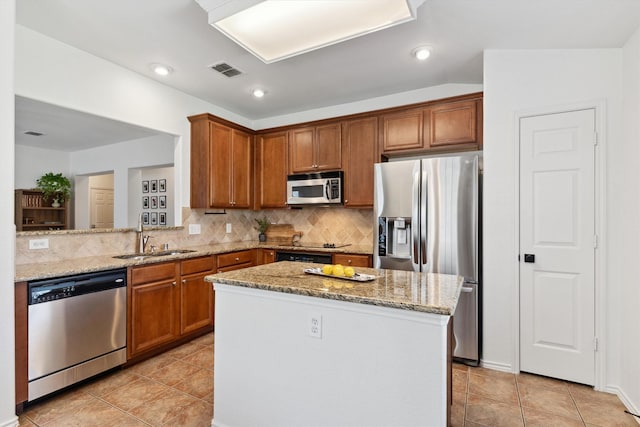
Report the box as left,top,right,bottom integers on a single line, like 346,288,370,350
212,283,452,427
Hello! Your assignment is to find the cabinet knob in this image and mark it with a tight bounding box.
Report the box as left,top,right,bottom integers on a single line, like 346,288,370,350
182,279,187,284
172,281,177,286
235,257,240,261
347,259,352,264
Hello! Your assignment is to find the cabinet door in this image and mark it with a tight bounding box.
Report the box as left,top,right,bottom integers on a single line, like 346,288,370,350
342,117,377,208
381,109,424,153
231,129,252,208
289,127,315,173
181,272,214,334
256,132,288,208
258,248,276,264
130,279,180,358
333,253,372,267
315,123,342,171
209,123,233,208
426,100,478,149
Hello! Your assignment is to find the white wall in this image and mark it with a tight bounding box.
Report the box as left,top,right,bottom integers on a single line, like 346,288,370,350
620,28,640,412
71,134,174,228
1,1,18,425
483,49,628,397
14,144,70,189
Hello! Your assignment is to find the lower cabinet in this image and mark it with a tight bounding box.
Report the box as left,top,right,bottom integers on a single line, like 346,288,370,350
333,253,372,267
129,256,215,359
217,250,254,272
256,248,276,265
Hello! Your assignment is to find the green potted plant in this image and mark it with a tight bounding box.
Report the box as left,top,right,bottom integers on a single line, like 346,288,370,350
254,216,270,242
36,172,72,207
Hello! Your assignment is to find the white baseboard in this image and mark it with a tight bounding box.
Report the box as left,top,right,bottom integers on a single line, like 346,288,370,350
479,359,515,373
0,416,19,427
604,385,640,425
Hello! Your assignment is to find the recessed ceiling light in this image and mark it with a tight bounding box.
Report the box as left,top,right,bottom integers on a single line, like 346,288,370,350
252,89,265,98
150,63,173,76
413,47,431,61
196,0,427,63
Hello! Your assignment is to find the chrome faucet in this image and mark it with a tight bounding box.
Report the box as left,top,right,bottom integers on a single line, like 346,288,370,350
136,213,151,254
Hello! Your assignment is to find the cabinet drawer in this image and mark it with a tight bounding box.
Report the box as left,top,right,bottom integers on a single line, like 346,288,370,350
217,250,253,269
333,253,371,267
132,262,177,285
181,256,215,276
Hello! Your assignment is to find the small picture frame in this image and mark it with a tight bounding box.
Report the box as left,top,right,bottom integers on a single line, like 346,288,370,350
150,212,158,225
150,180,158,193
159,179,166,192
142,212,149,225
142,196,149,209
150,196,158,209
159,212,166,226
159,195,167,209
142,181,149,193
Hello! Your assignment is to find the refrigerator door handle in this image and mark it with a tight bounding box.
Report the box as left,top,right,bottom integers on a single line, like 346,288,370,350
420,163,428,267
460,287,474,293
412,166,420,267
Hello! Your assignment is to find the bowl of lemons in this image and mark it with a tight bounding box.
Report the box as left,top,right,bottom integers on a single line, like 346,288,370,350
304,264,375,282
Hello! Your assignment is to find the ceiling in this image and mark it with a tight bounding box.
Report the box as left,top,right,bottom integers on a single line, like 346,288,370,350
14,0,640,150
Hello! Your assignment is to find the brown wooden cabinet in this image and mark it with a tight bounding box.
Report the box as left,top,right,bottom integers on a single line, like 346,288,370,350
256,248,276,265
15,189,68,231
129,256,215,359
381,95,483,156
188,114,253,209
217,250,254,272
289,123,342,173
333,253,372,267
342,117,377,208
255,131,288,208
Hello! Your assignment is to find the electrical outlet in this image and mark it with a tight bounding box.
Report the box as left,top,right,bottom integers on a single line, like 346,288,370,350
308,313,322,339
188,224,201,235
226,223,232,233
29,238,49,250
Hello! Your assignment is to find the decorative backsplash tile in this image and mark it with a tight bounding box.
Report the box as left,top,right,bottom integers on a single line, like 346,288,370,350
15,208,374,264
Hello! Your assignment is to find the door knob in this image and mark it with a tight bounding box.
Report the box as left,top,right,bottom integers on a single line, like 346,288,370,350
524,254,535,263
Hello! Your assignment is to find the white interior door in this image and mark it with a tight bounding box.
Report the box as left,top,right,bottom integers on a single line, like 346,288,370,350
519,109,596,385
90,188,114,229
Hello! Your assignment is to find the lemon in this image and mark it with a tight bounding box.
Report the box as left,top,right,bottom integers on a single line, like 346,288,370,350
332,265,345,277
344,266,355,277
322,264,333,275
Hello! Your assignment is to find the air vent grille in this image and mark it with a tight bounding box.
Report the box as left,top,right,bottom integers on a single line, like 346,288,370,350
210,62,243,78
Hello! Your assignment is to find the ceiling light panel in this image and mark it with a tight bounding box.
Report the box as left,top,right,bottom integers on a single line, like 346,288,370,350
198,0,426,63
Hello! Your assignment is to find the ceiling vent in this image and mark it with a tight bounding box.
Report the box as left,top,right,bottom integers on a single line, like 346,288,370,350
24,131,44,136
210,62,243,78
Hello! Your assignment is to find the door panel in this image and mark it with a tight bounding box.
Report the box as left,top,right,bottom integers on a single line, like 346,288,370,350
520,109,595,385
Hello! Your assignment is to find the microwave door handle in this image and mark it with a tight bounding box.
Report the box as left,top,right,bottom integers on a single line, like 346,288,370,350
325,180,330,200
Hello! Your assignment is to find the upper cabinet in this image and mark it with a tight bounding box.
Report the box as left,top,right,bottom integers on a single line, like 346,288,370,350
289,123,342,173
255,131,288,209
381,95,483,156
342,117,378,208
189,114,253,209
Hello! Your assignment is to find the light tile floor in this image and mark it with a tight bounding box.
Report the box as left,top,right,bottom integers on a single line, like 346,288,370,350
18,333,639,426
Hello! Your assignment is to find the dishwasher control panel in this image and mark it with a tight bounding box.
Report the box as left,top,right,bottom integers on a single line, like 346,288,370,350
28,268,126,305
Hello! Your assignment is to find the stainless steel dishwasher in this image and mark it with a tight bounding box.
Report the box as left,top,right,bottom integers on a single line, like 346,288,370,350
27,268,127,401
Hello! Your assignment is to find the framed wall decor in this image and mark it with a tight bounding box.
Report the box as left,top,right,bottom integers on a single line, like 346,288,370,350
151,212,158,225
142,212,149,225
142,196,149,209
159,212,166,226
142,181,149,193
150,180,158,192
151,196,158,209
159,195,166,209
159,179,166,192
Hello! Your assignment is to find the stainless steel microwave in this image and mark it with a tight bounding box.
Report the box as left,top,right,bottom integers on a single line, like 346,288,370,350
287,171,343,205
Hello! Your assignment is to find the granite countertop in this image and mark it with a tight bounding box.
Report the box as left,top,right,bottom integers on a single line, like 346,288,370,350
15,242,373,282
206,261,463,315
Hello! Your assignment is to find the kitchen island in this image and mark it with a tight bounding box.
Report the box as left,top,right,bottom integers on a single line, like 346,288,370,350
206,261,463,427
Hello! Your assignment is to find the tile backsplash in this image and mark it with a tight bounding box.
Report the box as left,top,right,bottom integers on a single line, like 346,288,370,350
15,208,374,264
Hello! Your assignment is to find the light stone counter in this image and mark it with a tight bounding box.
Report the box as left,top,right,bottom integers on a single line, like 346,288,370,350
207,260,462,315
15,242,373,282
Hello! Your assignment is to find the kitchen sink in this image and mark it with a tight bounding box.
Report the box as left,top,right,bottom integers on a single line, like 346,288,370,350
151,249,197,256
112,254,151,260
112,249,196,260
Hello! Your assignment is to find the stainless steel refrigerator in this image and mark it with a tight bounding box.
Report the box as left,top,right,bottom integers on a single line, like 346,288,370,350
374,153,481,365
